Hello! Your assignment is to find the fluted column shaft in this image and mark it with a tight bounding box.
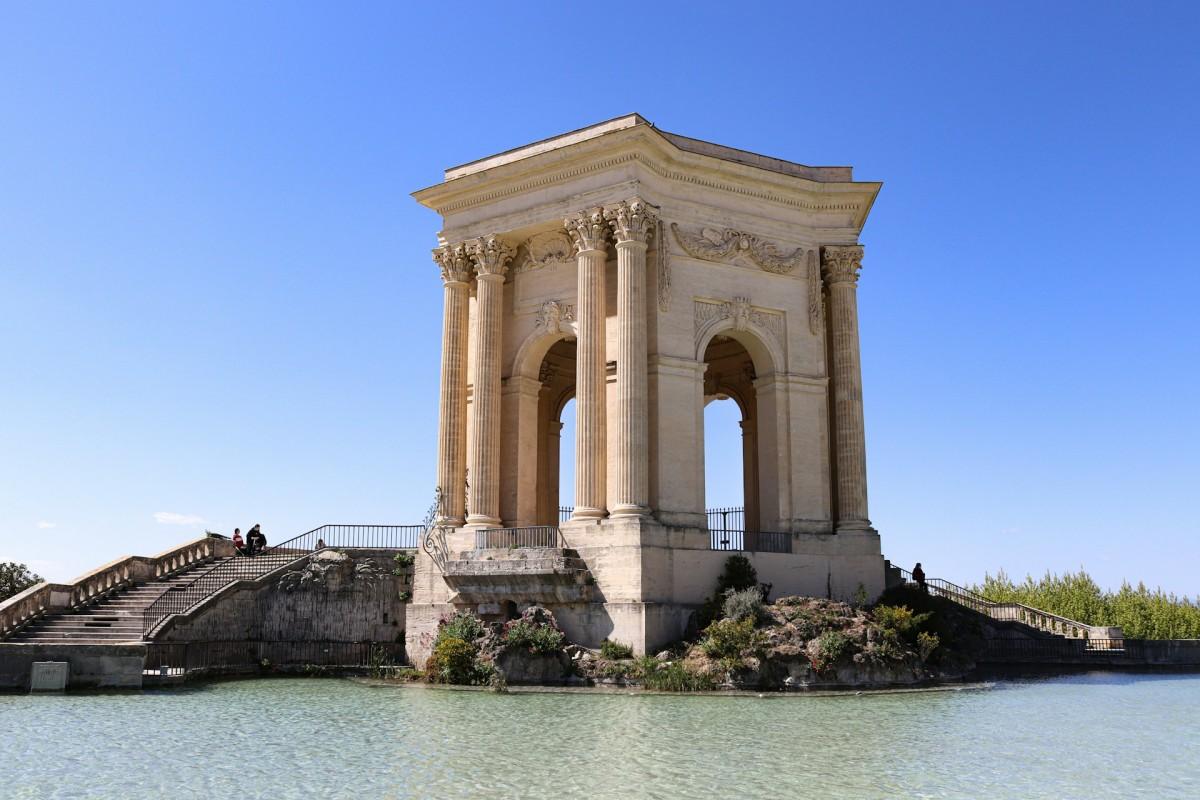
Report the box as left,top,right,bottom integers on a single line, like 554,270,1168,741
607,199,657,515
822,245,871,530
433,244,472,524
565,209,609,520
466,235,514,526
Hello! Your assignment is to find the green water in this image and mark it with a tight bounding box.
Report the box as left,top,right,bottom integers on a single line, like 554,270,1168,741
2,673,1197,799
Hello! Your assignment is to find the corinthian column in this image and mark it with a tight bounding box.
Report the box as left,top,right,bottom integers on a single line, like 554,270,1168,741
606,198,657,516
432,243,473,525
564,208,609,520
822,245,872,532
465,234,514,526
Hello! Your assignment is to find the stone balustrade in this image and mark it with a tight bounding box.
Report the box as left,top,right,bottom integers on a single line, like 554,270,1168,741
0,535,230,639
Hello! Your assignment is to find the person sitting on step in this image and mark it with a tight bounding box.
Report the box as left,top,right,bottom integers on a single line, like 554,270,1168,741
246,524,266,556
232,528,246,556
912,562,928,593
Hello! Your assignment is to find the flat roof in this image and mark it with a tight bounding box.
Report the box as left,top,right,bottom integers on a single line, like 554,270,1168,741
442,114,852,183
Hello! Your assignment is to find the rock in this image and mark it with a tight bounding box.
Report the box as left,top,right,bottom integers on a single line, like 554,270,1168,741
654,650,672,661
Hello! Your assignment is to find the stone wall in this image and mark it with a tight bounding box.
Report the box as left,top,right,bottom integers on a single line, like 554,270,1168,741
0,643,145,690
157,549,411,647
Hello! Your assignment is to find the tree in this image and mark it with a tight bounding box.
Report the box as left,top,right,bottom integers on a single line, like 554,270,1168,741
0,562,43,602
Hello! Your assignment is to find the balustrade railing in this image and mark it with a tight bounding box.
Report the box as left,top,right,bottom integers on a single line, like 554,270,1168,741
474,526,562,550
142,524,421,638
0,535,222,640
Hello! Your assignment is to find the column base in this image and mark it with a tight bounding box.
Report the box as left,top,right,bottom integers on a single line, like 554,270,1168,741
465,515,501,528
571,507,606,520
609,504,650,517
835,521,877,535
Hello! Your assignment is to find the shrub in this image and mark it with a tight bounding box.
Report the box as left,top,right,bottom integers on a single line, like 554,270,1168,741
917,631,940,662
700,618,763,661
722,586,765,623
425,637,479,684
640,660,715,692
811,631,852,673
437,611,487,646
873,605,931,641
503,619,566,654
599,639,634,660
716,555,759,595
393,552,415,570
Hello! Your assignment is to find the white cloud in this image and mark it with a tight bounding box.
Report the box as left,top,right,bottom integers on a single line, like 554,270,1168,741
36,520,56,529
154,512,207,526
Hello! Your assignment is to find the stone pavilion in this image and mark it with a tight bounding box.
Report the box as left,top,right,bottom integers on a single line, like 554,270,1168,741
407,115,885,661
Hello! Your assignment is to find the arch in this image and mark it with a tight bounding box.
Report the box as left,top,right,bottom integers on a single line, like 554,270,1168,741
511,303,578,380
694,316,784,378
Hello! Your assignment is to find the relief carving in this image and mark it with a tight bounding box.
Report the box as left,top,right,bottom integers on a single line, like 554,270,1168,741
656,219,670,312
671,223,809,275
694,297,785,353
515,230,575,273
535,300,576,335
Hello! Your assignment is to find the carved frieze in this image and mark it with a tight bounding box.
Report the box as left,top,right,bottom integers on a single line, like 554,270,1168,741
694,297,785,356
655,219,670,312
671,223,809,275
806,250,823,335
535,300,576,335
514,230,575,273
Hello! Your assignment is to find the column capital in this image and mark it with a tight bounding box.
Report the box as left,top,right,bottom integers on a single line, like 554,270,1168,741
564,208,609,253
605,197,658,245
469,234,515,278
433,242,473,284
821,245,864,286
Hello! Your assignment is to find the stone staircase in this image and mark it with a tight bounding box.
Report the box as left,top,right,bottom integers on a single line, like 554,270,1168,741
5,552,302,644
6,560,235,644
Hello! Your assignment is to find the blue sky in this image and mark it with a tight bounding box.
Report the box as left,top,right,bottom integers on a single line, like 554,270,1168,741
1,2,1197,595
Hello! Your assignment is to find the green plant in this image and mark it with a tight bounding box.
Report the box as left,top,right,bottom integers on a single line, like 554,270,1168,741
392,552,415,575
436,611,487,646
700,617,764,661
640,660,715,692
368,644,396,678
716,555,759,595
398,591,412,602
722,586,765,623
425,637,479,684
811,630,852,673
503,619,566,654
599,639,634,660
873,605,932,641
917,631,940,662
853,583,869,609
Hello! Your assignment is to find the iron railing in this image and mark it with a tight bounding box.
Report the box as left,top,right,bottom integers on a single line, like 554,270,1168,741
144,639,407,676
559,506,574,523
142,523,422,637
707,507,793,554
475,526,562,549
895,567,1096,639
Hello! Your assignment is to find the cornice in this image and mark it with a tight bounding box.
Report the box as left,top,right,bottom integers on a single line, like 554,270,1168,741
414,127,881,231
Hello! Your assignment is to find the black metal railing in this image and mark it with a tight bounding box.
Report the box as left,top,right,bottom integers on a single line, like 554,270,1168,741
474,526,562,549
559,506,574,523
707,507,793,554
143,639,407,676
142,523,422,637
895,567,1095,639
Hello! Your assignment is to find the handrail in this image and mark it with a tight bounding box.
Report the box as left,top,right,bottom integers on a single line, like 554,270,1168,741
142,523,422,638
0,535,224,640
895,567,1098,639
706,506,793,553
474,526,562,550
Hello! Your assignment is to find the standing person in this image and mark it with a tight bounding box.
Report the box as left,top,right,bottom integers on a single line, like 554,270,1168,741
912,562,928,593
232,528,246,555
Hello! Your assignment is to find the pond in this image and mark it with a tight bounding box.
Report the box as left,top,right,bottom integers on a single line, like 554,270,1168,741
3,673,1197,799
